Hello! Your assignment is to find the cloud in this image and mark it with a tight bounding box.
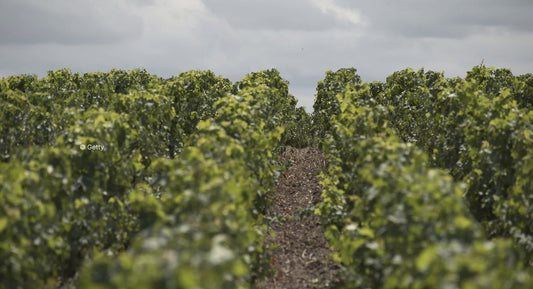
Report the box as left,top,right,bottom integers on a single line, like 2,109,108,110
338,0,533,38
0,0,531,112
202,0,361,31
309,0,364,25
0,0,143,45
133,0,209,43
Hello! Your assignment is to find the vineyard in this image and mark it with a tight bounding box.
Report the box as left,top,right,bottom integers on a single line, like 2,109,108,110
0,65,532,288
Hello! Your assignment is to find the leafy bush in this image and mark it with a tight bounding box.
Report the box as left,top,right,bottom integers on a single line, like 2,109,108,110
77,69,291,289
1,68,295,288
312,68,361,139
316,75,533,288
0,110,142,287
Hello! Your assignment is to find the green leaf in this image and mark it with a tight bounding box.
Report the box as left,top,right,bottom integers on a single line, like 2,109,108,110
415,246,437,272
0,217,7,233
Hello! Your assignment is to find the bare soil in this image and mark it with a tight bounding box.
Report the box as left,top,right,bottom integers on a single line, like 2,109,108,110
258,146,340,289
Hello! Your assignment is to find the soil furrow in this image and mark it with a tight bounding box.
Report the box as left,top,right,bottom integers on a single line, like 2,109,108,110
259,146,340,289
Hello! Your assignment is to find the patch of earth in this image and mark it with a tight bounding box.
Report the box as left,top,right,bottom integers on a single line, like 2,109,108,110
258,146,340,289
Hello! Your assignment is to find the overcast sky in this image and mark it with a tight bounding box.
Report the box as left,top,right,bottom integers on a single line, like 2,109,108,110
1,0,532,111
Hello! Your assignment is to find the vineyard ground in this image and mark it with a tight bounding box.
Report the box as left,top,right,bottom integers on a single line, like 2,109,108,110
259,146,340,289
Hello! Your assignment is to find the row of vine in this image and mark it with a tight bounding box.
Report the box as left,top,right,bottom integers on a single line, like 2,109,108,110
313,66,533,288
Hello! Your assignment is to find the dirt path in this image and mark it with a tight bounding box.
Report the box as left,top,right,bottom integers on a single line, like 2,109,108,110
258,146,340,289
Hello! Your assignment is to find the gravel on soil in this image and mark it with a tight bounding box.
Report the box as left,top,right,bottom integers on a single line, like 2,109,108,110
258,146,340,289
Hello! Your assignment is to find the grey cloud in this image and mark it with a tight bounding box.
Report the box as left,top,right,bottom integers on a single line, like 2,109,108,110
338,0,533,38
1,0,531,113
0,0,143,45
453,1,533,31
202,0,351,31
130,0,156,6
